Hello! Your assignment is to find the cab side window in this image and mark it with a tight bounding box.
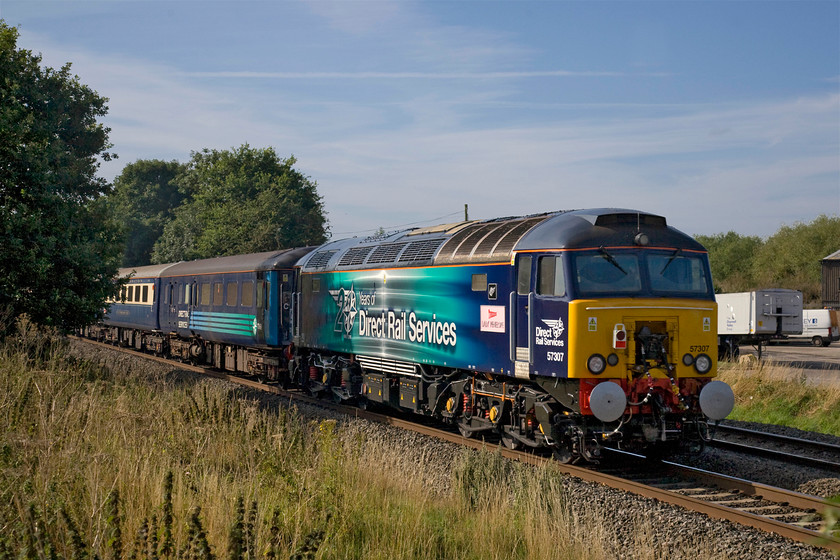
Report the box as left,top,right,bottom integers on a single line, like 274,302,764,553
517,256,532,295
538,256,566,297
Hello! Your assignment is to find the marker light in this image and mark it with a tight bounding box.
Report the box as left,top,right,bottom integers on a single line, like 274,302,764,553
613,324,627,350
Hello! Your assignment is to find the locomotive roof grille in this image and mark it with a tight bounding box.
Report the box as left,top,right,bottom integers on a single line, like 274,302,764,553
338,246,374,267
306,250,338,269
366,243,408,264
398,239,445,263
436,224,483,260
453,223,500,259
488,217,547,255
471,221,519,257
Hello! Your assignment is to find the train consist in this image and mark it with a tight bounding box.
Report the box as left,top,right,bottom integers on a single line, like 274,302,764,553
83,208,734,463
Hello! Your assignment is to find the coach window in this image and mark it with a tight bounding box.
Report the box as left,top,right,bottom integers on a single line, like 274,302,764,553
256,281,264,308
200,283,211,306
213,283,224,306
517,256,532,295
142,285,149,303
241,282,254,307
538,257,566,297
471,274,487,292
226,283,238,306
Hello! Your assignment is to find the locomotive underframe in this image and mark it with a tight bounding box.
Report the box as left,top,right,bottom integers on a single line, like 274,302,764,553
81,326,710,463
295,346,711,463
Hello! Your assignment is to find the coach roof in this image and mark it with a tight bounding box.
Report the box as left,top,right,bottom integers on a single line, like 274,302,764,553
160,247,315,278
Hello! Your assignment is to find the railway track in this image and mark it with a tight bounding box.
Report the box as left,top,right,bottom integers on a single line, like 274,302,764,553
710,424,840,473
72,337,840,553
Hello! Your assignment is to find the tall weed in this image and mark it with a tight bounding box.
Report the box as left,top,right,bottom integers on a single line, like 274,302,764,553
718,360,840,436
0,323,770,559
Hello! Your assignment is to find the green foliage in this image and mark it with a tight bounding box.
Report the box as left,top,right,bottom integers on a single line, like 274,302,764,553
151,145,328,263
696,215,840,305
110,160,188,267
0,21,122,333
694,231,763,293
751,215,840,304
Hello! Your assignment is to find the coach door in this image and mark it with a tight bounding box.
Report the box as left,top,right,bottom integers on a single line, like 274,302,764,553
511,254,534,379
172,280,196,335
279,272,293,345
165,281,178,331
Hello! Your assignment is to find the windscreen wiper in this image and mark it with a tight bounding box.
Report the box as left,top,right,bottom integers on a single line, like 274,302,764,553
660,248,682,275
599,246,627,275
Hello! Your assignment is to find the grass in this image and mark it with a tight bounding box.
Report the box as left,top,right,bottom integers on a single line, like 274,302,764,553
717,359,840,436
0,316,834,559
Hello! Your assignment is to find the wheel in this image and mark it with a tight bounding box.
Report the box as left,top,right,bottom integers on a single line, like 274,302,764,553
551,445,574,464
501,432,522,451
812,336,825,347
457,419,474,438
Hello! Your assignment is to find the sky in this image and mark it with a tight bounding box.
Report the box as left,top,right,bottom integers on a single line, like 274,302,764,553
1,0,838,241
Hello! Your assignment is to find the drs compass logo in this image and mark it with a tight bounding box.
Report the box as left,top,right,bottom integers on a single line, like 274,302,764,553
330,284,358,335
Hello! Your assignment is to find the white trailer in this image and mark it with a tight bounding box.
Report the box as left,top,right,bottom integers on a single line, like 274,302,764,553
716,289,803,359
785,309,839,347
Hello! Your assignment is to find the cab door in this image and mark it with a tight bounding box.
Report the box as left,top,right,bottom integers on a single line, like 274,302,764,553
511,255,534,379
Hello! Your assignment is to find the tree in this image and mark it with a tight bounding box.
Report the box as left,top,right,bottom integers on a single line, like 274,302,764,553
151,145,328,263
694,231,763,293
0,21,122,332
750,215,840,305
109,159,187,266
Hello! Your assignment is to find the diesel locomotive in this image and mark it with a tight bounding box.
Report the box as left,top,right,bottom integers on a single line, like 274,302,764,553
86,208,734,463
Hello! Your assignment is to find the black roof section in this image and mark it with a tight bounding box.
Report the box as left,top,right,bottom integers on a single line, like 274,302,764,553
160,247,316,278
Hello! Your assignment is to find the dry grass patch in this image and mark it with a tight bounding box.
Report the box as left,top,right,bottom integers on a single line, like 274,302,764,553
717,360,840,436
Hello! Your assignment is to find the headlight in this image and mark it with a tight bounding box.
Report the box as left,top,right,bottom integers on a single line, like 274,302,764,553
694,353,712,374
682,353,694,366
607,353,619,366
587,354,607,374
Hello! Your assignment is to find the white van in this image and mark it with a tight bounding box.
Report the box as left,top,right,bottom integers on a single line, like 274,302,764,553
788,309,840,347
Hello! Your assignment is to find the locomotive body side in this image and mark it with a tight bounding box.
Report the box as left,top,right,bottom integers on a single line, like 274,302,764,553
297,262,513,375
293,209,733,461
